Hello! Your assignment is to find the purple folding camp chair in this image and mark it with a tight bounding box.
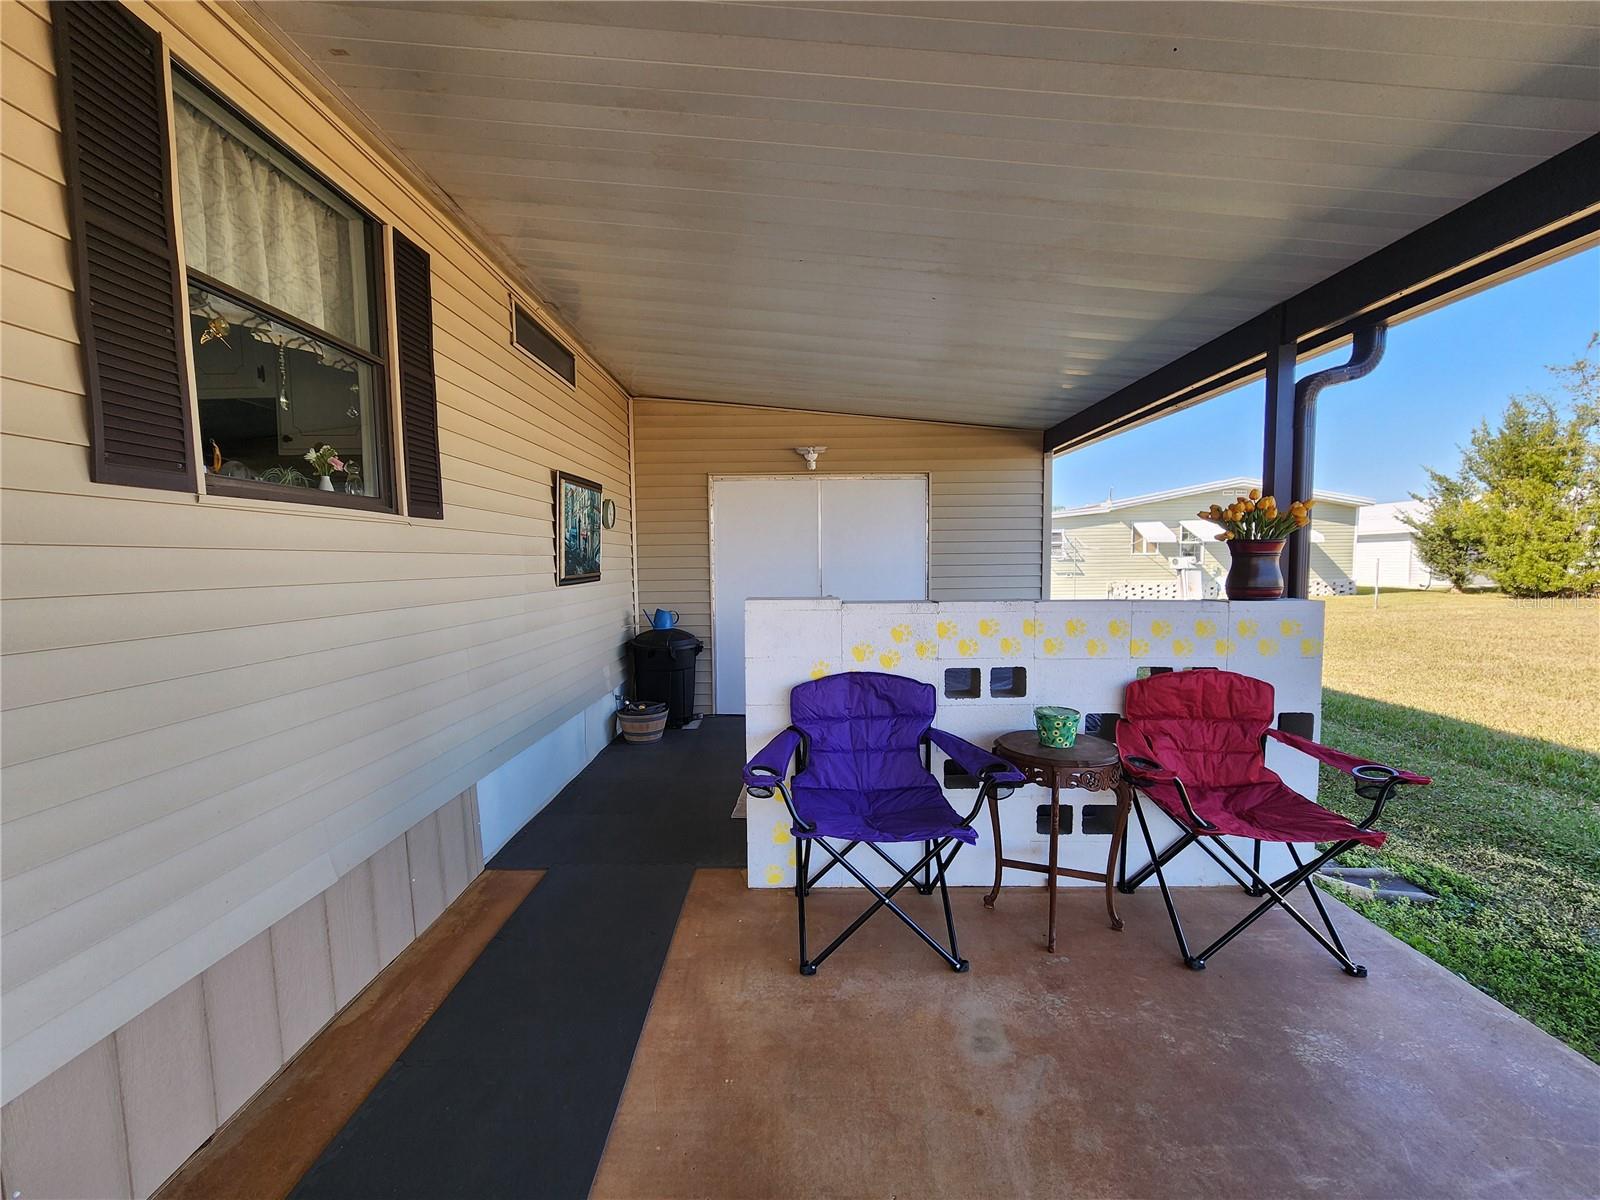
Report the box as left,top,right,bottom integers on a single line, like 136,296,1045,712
743,671,1025,974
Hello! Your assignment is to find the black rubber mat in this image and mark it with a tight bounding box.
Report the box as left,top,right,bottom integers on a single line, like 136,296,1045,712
290,717,747,1200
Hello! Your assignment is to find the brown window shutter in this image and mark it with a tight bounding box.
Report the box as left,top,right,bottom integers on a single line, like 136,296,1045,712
392,231,444,520
51,1,194,491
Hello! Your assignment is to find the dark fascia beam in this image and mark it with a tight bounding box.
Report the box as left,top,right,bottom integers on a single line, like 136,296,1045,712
1045,132,1600,454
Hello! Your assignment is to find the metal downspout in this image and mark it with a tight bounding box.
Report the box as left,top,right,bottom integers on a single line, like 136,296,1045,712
1286,322,1387,597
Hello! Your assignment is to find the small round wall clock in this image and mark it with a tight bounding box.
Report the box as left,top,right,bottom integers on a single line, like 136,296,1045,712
601,497,617,529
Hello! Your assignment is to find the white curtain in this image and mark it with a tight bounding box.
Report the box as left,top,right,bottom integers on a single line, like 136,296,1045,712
174,95,360,346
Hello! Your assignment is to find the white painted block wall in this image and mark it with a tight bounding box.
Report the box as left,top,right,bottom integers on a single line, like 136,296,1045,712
744,598,1326,889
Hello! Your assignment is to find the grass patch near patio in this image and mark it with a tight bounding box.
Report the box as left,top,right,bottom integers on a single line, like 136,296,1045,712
1314,593,1600,1062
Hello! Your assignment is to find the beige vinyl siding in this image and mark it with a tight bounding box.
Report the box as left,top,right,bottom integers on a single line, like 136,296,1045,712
1052,495,1360,598
1,790,482,1199
634,398,1045,713
0,0,631,1102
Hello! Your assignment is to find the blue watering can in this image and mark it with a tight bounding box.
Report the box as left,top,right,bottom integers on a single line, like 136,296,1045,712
650,608,680,630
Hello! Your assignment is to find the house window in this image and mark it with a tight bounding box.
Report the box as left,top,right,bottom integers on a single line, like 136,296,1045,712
512,301,576,385
173,72,388,504
1132,530,1159,555
1176,526,1205,566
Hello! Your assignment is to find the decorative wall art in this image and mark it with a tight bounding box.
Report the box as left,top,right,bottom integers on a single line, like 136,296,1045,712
555,470,603,585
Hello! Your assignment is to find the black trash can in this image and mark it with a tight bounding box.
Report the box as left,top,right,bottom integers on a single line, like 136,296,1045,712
628,628,702,727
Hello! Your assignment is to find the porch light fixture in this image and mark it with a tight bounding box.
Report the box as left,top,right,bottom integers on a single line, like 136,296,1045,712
794,446,827,471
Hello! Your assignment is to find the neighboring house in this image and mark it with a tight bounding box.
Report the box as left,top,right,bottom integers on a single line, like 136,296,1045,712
1051,477,1370,599
1354,501,1451,590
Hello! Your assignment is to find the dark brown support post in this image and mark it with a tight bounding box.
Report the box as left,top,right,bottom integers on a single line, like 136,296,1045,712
1261,310,1299,593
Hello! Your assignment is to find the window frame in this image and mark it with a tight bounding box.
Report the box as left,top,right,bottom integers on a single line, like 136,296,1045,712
509,296,577,387
1131,529,1161,556
170,62,397,514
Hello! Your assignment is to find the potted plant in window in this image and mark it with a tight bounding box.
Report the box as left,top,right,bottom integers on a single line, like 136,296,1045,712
304,444,345,492
1201,488,1315,600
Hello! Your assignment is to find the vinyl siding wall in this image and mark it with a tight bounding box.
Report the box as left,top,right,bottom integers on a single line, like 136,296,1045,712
1052,497,1359,598
633,398,1046,714
1,0,632,1108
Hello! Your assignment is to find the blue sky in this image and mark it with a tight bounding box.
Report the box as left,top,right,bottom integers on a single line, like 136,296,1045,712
1053,247,1600,509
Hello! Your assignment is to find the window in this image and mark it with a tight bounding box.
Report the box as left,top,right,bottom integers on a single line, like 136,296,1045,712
1132,531,1159,555
173,72,388,505
1176,525,1205,566
512,301,576,385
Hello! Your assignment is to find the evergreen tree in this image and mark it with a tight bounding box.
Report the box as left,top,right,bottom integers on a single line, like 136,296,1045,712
1407,337,1600,597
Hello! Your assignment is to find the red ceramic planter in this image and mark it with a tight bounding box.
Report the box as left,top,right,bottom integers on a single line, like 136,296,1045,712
1225,539,1287,599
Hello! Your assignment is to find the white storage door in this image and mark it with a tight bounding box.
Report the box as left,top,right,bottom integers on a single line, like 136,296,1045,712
711,477,822,713
820,477,929,601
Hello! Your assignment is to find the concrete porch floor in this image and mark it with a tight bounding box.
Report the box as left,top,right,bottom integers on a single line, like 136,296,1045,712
594,871,1600,1199
196,718,1596,1199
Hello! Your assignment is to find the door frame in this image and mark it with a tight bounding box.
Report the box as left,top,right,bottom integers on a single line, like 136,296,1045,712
707,472,932,713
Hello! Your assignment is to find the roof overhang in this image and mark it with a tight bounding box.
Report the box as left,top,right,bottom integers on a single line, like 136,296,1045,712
248,3,1600,433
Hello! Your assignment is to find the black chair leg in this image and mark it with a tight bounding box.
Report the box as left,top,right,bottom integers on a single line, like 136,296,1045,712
1130,799,1198,967
799,837,970,974
916,839,936,895
797,837,815,975
933,841,968,972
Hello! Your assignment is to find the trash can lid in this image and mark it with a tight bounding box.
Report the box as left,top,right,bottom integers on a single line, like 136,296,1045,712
630,627,702,650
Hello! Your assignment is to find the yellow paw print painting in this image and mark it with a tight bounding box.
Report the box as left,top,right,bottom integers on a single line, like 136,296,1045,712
1086,638,1106,657
1064,617,1087,637
1257,638,1279,657
809,660,830,680
1149,619,1172,639
936,619,959,640
998,636,1022,656
1172,638,1193,658
1194,618,1216,637
1214,638,1236,656
1022,618,1043,637
957,638,980,658
1300,637,1322,656
1041,637,1064,656
1237,618,1259,637
772,821,791,845
765,864,787,886
851,642,873,663
1108,618,1130,639
915,640,938,659
878,650,902,670
978,618,1000,638
890,623,912,644
1129,638,1150,657
1279,618,1303,637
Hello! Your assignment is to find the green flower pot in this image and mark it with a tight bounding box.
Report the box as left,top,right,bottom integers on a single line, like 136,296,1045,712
1034,706,1081,748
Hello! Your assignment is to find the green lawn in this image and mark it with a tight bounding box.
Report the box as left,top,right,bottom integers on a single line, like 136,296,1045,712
1315,593,1600,1062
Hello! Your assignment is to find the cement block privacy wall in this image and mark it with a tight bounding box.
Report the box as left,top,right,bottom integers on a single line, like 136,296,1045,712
744,598,1326,890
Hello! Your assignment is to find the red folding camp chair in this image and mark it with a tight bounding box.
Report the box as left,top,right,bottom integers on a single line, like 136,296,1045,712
1115,670,1429,975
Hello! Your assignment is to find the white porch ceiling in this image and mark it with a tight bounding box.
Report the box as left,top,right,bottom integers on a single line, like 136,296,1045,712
257,2,1600,430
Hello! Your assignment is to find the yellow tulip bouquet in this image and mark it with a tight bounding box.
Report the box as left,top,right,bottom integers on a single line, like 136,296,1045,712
1200,488,1314,543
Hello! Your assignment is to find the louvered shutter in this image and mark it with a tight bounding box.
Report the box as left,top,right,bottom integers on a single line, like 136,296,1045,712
52,1,194,491
392,231,444,520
